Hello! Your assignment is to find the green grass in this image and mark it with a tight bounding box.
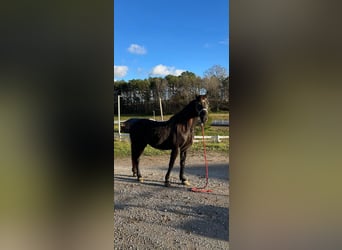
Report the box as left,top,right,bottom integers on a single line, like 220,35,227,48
190,140,229,152
114,140,170,158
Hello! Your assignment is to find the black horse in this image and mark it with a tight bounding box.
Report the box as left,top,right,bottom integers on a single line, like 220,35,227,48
123,95,209,187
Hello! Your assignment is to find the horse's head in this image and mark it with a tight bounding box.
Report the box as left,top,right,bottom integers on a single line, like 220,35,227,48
195,94,209,126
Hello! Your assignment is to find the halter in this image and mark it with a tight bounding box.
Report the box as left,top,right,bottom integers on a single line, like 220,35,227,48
196,100,208,127
198,108,208,115
196,99,208,116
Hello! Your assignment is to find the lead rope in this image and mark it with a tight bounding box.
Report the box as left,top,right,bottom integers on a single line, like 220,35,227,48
191,124,212,193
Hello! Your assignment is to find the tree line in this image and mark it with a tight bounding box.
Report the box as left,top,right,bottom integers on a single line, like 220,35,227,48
114,65,229,115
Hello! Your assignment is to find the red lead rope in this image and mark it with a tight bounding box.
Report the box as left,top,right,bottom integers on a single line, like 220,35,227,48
191,124,213,193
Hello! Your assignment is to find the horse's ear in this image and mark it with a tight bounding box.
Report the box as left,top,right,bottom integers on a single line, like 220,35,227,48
200,94,207,100
196,93,208,101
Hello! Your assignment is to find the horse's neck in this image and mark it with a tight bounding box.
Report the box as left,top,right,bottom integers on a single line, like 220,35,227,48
168,106,197,127
186,117,196,129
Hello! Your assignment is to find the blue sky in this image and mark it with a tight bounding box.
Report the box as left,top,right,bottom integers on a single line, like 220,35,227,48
114,0,229,81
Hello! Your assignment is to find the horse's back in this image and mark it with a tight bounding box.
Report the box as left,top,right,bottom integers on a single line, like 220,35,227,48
128,119,173,149
129,119,168,134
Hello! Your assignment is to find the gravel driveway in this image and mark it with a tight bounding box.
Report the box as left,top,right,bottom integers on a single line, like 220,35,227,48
114,151,229,249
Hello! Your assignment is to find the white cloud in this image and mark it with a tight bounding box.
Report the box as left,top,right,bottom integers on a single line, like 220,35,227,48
114,65,128,78
174,69,185,75
127,44,147,55
218,38,229,45
150,64,185,76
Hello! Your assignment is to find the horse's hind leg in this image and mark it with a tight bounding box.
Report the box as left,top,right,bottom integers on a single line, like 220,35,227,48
165,147,178,187
180,150,190,186
131,143,146,182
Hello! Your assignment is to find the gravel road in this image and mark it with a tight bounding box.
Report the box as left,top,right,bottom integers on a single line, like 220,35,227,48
114,151,229,249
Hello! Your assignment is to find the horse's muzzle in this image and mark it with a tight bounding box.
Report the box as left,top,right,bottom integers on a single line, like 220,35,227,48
199,109,208,124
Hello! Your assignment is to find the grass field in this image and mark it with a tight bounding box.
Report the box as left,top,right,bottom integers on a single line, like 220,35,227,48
114,112,229,158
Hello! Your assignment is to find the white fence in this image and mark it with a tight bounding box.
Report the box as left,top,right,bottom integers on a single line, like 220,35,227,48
193,135,229,143
114,133,229,143
211,120,229,126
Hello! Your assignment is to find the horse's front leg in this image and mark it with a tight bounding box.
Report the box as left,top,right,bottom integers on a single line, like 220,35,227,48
165,147,178,187
180,150,190,186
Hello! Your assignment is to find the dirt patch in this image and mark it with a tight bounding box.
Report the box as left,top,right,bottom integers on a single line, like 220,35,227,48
114,151,229,249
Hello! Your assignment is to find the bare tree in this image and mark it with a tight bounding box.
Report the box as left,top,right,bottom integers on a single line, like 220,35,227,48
203,65,229,111
204,64,228,81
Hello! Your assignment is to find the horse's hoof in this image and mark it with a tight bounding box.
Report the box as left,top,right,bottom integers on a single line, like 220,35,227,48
164,181,171,187
182,180,191,186
138,177,144,183
133,173,137,177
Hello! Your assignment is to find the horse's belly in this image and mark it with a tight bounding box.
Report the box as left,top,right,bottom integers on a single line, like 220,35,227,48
148,140,173,150
150,144,171,150
178,134,193,148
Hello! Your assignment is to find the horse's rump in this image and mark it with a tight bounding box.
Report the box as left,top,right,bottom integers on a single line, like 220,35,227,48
120,118,141,133
128,119,173,149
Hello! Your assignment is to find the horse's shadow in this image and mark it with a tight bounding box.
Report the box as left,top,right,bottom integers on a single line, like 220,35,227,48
114,174,229,242
175,204,229,241
114,198,229,241
164,163,229,181
114,174,185,189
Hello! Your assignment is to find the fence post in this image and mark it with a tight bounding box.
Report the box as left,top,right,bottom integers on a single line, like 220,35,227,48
118,95,121,136
159,97,164,121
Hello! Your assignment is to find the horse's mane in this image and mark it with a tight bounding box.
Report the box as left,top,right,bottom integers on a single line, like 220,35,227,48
168,99,197,124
